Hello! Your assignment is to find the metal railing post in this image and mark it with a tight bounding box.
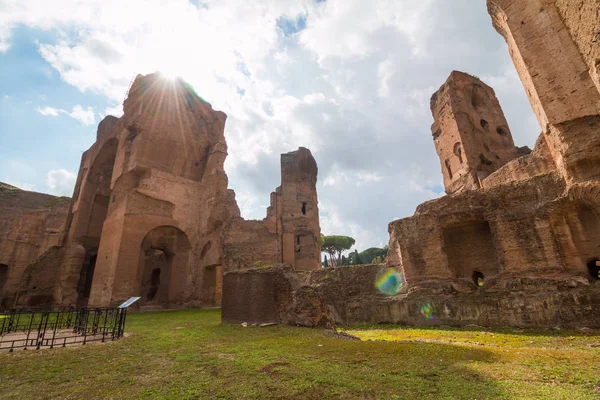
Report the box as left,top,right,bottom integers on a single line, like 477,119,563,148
37,311,50,349
23,311,35,350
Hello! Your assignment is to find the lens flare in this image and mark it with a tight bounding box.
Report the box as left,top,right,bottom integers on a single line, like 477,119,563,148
375,268,405,296
420,303,435,320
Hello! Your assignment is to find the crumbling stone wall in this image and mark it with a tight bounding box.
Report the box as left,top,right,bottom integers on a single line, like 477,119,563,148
223,147,321,273
0,183,69,308
482,135,556,189
222,265,334,328
222,263,600,329
223,219,279,271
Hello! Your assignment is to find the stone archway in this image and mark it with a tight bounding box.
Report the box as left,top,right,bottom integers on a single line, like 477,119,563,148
138,226,191,306
550,198,600,275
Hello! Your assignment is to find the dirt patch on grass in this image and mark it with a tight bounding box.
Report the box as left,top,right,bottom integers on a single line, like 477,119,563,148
261,362,290,376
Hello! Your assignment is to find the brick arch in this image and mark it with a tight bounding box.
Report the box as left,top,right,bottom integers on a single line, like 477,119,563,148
547,188,600,275
138,225,191,306
567,184,600,212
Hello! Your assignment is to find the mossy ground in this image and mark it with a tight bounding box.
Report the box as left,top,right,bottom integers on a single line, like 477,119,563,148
1,309,599,399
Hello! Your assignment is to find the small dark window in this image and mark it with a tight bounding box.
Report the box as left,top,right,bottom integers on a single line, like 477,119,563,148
445,159,453,179
296,236,301,245
301,202,307,215
472,271,485,288
479,154,493,166
480,119,489,132
587,259,600,280
453,143,463,164
496,126,510,137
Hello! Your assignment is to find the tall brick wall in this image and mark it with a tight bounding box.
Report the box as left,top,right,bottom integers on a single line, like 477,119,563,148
0,183,69,308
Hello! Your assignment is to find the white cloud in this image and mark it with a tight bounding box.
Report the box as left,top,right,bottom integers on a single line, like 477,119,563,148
2,0,539,250
104,104,124,118
377,59,394,98
46,169,77,196
36,104,96,125
68,105,96,126
36,106,61,116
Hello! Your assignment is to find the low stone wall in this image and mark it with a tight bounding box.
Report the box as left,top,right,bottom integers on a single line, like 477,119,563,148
222,263,600,329
222,265,334,328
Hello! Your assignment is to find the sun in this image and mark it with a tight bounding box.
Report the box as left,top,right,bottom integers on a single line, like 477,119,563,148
156,59,182,81
158,68,180,81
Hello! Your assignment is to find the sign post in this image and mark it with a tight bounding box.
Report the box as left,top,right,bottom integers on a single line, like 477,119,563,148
117,297,141,337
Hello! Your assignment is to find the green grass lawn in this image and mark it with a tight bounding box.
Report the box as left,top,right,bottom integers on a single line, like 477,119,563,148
1,309,599,399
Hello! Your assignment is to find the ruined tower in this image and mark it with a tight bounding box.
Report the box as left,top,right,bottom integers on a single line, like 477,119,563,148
277,148,321,271
222,147,321,273
431,71,522,194
64,74,232,308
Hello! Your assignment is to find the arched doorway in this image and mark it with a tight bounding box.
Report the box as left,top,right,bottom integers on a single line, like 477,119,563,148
138,226,191,306
587,259,600,280
551,200,600,275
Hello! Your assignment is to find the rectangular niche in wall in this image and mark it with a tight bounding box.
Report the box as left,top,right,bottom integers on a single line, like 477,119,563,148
442,221,500,281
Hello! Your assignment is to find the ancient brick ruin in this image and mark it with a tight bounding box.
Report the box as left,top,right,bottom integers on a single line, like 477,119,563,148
0,73,321,309
223,0,600,329
2,0,600,329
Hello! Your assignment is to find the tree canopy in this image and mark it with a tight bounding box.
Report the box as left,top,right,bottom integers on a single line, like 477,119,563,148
358,247,388,264
321,235,355,267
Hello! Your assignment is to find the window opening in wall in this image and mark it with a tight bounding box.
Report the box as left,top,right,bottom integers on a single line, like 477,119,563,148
471,85,488,108
301,202,307,215
480,119,489,132
497,126,509,137
472,271,485,288
445,159,453,179
479,154,493,166
453,143,463,164
587,258,600,280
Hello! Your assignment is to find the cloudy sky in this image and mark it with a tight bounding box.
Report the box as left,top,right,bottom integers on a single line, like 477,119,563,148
0,0,539,251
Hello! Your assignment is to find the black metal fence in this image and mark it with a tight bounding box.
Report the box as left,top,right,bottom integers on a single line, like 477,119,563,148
0,307,127,352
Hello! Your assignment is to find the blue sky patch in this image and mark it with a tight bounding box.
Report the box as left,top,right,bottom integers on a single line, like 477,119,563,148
276,14,307,37
0,26,109,193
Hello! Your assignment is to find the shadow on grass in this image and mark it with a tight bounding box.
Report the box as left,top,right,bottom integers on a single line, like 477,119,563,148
95,310,510,399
